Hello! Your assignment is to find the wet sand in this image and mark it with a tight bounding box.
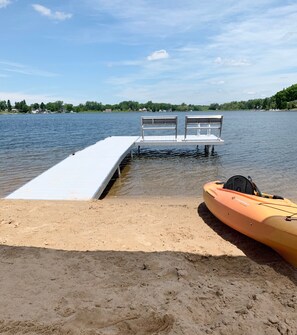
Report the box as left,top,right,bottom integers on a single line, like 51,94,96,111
0,197,296,334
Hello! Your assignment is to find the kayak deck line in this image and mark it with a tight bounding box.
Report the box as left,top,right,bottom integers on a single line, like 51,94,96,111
258,203,297,215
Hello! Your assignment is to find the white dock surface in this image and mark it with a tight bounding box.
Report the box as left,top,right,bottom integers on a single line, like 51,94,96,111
136,135,224,146
6,136,138,200
6,133,224,201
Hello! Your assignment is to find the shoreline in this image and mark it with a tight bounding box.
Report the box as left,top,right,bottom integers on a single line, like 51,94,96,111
1,196,297,334
0,196,277,255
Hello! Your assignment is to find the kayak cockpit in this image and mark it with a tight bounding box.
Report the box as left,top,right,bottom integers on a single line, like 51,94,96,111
222,175,284,200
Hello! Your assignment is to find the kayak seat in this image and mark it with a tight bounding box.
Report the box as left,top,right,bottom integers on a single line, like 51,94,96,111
223,175,255,195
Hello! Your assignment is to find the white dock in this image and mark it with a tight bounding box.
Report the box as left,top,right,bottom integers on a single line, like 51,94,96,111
5,115,225,201
6,136,138,201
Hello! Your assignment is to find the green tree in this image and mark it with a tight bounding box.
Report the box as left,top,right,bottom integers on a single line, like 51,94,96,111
55,100,63,112
15,100,29,113
85,101,103,111
285,84,297,102
209,103,219,110
145,101,157,112
31,103,40,111
7,100,12,112
0,100,7,111
64,103,73,112
74,103,85,112
119,101,139,111
46,101,63,112
175,103,188,111
275,91,287,109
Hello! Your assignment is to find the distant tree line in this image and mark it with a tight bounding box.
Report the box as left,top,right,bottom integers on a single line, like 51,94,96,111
1,84,297,113
74,101,209,112
209,83,297,110
0,99,209,113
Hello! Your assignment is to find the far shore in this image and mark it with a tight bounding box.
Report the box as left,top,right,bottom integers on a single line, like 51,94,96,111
1,108,297,115
0,196,296,334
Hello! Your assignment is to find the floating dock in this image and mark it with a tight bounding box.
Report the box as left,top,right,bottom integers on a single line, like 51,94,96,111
6,115,224,201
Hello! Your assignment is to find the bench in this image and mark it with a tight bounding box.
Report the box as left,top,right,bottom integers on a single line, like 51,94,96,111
184,115,223,139
141,116,178,139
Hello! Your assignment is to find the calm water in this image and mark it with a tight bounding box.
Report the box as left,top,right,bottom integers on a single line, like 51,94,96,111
1,111,297,200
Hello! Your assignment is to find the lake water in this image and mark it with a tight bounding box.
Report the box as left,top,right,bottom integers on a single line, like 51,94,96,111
0,111,297,200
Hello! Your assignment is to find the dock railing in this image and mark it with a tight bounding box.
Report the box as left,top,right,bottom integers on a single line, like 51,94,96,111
141,116,178,140
184,115,223,139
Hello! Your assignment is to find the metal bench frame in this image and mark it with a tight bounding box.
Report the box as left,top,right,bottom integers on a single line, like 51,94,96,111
184,115,223,139
141,116,178,139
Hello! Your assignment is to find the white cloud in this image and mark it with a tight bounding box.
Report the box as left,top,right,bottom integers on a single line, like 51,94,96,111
0,0,10,8
147,50,169,61
32,4,72,21
54,11,72,21
245,90,256,95
214,57,250,67
107,60,142,67
0,60,58,77
0,91,62,104
211,80,225,85
0,90,83,105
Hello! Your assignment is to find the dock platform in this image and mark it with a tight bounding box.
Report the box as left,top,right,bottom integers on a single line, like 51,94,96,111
5,115,224,201
135,135,224,146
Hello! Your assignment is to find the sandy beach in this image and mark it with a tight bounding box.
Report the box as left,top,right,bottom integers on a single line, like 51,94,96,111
0,196,297,334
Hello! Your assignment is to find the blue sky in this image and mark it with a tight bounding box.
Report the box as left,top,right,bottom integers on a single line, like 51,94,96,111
1,0,297,105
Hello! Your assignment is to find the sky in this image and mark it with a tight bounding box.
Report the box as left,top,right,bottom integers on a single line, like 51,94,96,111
1,0,297,105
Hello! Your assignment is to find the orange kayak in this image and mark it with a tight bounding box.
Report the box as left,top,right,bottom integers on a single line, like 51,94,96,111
203,176,297,266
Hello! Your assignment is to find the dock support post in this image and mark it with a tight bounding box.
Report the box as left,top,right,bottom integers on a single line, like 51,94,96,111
138,145,140,154
211,146,214,155
204,145,210,155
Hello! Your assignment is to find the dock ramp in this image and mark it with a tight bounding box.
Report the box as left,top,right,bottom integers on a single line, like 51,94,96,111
6,136,138,200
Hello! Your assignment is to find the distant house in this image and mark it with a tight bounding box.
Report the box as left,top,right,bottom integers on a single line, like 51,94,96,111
104,109,112,113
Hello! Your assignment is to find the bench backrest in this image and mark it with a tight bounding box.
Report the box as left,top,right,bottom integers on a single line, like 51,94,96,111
142,116,177,125
141,116,178,139
185,115,223,137
185,115,223,124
